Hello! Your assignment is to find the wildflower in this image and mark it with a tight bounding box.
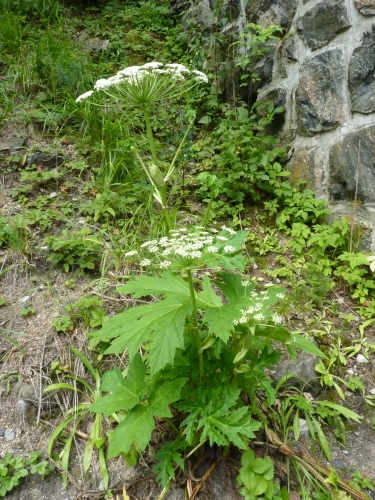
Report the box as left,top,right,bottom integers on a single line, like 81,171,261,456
75,62,208,106
159,260,171,268
216,236,228,241
75,90,94,103
207,246,219,253
276,293,285,299
140,259,152,266
254,313,265,321
124,250,137,257
224,245,236,253
272,313,283,324
242,280,252,287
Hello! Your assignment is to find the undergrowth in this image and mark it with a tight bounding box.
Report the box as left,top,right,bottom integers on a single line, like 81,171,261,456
0,1,375,500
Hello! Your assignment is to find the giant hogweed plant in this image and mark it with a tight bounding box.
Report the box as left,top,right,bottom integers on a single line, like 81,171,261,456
76,62,208,231
88,226,322,493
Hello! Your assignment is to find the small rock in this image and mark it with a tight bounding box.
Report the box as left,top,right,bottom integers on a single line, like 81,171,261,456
253,263,259,270
342,450,349,455
0,428,4,437
50,192,57,198
299,418,310,437
0,137,25,151
27,151,64,169
356,354,368,363
347,368,354,375
369,387,375,395
19,383,35,400
4,429,15,441
330,458,347,470
274,350,321,396
20,296,30,303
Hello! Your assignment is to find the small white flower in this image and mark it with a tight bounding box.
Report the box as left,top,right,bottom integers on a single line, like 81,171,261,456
189,251,202,258
192,69,209,83
211,228,218,233
140,259,152,266
233,319,239,326
216,236,228,241
141,240,158,248
124,250,138,257
272,313,283,324
159,260,171,268
276,293,285,299
254,313,265,321
76,90,94,103
142,62,163,69
241,280,251,287
207,246,219,253
147,246,159,253
224,245,236,253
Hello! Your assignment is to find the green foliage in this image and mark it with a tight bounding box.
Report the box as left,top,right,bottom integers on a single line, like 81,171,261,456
0,215,29,251
44,347,111,489
44,228,103,272
0,451,54,497
88,226,322,488
20,306,36,316
195,104,287,218
237,449,288,500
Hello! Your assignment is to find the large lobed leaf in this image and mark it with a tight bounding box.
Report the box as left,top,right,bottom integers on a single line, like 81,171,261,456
107,378,186,458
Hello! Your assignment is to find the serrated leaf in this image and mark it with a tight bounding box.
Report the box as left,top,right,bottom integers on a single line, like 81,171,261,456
96,298,191,374
90,355,148,416
215,272,255,301
203,300,249,342
107,405,154,458
148,378,187,418
153,439,188,487
117,272,190,298
196,275,222,308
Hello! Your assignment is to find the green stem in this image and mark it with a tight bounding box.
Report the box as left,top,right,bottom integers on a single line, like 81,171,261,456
159,185,173,231
141,104,158,166
202,193,214,227
187,269,204,383
141,105,173,231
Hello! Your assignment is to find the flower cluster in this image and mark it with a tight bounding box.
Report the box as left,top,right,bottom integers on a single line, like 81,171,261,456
76,62,208,105
125,226,241,271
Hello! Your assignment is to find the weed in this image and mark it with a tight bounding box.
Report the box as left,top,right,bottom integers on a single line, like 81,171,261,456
0,451,54,497
44,228,104,272
44,347,113,489
88,226,324,489
20,306,35,316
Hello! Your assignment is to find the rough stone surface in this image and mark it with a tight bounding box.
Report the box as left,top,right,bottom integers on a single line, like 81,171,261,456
246,0,298,31
26,151,65,169
258,87,287,136
0,137,25,151
296,0,351,50
181,0,213,32
296,49,344,135
354,0,375,15
286,147,325,192
329,125,375,204
274,351,321,396
77,33,109,53
348,26,375,114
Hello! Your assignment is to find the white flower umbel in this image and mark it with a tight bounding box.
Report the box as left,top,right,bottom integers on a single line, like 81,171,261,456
75,61,208,106
135,226,242,272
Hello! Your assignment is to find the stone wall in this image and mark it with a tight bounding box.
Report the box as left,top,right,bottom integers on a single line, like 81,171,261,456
180,0,375,251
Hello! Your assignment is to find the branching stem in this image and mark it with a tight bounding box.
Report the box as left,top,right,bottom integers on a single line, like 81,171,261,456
187,269,204,382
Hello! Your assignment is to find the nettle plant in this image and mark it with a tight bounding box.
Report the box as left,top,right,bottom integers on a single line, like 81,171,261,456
76,62,208,231
88,226,320,493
